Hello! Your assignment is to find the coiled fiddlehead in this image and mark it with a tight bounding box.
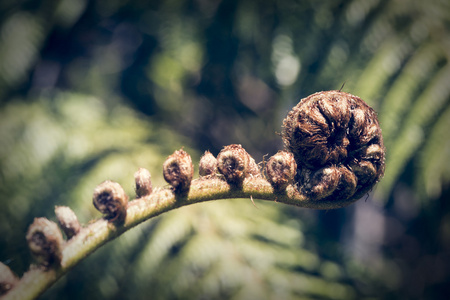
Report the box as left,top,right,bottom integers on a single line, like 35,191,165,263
2,90,385,300
282,90,385,203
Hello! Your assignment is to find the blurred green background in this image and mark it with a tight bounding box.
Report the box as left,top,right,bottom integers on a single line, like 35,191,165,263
1,0,449,299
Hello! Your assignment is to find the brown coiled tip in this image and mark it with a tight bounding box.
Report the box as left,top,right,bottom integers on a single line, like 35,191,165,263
134,168,153,198
93,181,128,223
163,149,194,194
282,90,385,203
0,263,19,295
55,206,81,239
26,217,63,267
266,150,297,191
217,144,260,186
199,151,217,176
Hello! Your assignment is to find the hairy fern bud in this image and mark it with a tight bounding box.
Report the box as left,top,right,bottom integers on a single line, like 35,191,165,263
26,218,64,267
0,263,19,295
199,151,217,176
217,144,260,186
282,90,385,202
266,150,297,191
163,149,194,194
93,181,128,223
134,168,153,198
55,206,81,239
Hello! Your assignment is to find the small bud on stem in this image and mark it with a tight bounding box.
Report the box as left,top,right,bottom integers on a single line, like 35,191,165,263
26,218,63,267
0,263,19,295
163,149,194,194
93,181,128,223
199,151,217,176
217,144,260,187
266,150,297,191
55,206,81,239
134,168,153,198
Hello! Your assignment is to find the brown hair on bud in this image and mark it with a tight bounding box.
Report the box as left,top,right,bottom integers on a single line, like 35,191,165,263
26,218,63,267
266,150,297,191
299,167,340,200
163,149,194,194
217,144,260,186
199,151,217,176
93,181,128,223
0,263,19,295
247,155,261,178
134,168,152,198
282,90,385,203
333,165,358,201
55,206,81,239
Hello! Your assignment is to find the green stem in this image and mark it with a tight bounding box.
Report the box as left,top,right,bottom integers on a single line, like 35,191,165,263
2,176,356,300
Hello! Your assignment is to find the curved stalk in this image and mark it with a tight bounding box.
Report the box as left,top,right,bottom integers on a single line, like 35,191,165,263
1,176,356,300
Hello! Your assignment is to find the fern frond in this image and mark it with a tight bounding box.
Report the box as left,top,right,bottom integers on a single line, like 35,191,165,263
379,43,443,143
377,66,450,197
417,105,450,199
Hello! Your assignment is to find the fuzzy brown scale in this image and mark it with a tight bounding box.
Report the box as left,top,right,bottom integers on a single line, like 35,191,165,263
282,90,385,202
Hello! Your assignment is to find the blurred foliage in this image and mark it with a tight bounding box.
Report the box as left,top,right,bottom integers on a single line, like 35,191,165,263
1,0,450,299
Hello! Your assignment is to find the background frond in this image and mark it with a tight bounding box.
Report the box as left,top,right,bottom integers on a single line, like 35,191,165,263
1,0,450,298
